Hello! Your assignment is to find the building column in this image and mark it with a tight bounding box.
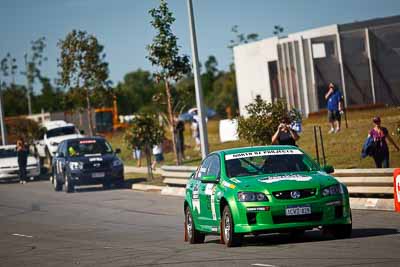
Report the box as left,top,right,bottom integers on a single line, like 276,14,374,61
281,42,290,105
276,44,283,99
307,38,318,111
285,42,294,107
365,28,376,104
298,37,310,116
291,41,302,110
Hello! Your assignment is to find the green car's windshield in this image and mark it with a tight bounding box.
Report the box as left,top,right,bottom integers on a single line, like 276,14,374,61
225,150,319,178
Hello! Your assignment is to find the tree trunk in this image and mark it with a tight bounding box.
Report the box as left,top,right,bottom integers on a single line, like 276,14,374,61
145,144,153,180
164,80,180,165
86,89,94,136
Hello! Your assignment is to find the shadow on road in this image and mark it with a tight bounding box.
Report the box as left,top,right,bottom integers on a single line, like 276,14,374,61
205,228,399,247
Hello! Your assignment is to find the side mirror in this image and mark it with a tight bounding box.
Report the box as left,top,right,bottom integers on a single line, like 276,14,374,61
322,165,334,174
201,175,219,184
115,148,121,154
80,130,85,135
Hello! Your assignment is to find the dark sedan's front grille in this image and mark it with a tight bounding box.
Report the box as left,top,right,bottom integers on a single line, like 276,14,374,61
273,212,322,224
83,161,109,170
272,188,316,200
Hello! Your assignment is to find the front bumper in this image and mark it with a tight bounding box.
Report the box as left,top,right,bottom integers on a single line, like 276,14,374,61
0,167,40,179
68,166,124,185
231,195,351,234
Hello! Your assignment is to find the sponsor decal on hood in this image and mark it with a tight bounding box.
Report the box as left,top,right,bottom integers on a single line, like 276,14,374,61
258,174,312,183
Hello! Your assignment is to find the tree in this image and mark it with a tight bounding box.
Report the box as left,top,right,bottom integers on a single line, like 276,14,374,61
124,114,165,179
228,25,259,51
114,69,159,115
237,97,289,145
21,37,47,115
147,0,191,165
210,69,238,118
58,30,111,136
273,25,284,38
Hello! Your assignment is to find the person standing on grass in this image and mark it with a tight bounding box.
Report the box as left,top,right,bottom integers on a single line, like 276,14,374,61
174,117,185,163
271,117,300,146
132,147,142,167
325,82,343,134
151,144,164,170
368,116,399,168
16,139,28,184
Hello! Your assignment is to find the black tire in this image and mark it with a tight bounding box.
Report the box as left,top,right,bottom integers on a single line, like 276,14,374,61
102,182,111,190
289,229,305,239
53,174,62,191
222,206,242,247
45,148,52,169
64,173,74,193
185,206,205,244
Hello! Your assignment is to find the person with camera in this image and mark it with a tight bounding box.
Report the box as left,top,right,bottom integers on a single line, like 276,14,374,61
271,117,299,146
325,82,343,134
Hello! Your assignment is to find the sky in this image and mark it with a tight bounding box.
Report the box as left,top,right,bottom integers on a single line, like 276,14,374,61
1,0,400,92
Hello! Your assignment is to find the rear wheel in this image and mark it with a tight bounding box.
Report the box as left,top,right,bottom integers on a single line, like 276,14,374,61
184,206,205,244
222,206,242,247
64,174,74,193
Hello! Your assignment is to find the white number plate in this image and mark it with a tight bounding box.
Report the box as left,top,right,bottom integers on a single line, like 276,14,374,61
285,205,311,216
92,172,105,178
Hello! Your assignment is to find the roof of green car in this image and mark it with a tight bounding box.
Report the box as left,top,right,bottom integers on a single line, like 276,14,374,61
213,145,301,156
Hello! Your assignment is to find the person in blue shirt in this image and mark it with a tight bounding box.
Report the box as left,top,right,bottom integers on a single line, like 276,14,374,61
325,82,343,133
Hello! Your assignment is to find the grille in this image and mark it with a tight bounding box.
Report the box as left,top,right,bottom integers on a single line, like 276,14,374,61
273,212,322,224
83,161,109,170
272,188,316,200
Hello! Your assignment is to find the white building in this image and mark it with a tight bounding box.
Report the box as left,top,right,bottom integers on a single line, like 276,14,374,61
234,15,400,116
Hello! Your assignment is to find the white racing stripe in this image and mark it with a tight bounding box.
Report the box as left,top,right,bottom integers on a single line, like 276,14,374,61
12,233,33,238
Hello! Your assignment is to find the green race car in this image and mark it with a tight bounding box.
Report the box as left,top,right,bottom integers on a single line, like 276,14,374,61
184,145,352,247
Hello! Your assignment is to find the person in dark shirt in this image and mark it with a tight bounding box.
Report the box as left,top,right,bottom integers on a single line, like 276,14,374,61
16,139,28,184
368,116,399,168
271,117,299,146
174,118,185,163
325,82,343,134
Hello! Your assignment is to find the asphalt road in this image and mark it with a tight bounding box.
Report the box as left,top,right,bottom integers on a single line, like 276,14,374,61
0,180,399,267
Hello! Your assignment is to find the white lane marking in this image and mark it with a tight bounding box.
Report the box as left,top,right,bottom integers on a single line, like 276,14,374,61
252,264,277,267
12,233,33,238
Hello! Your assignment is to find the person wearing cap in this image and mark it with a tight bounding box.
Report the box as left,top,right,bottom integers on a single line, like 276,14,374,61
368,116,399,168
272,117,300,146
325,82,343,134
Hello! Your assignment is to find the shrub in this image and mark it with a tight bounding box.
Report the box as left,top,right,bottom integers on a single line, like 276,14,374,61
237,98,298,145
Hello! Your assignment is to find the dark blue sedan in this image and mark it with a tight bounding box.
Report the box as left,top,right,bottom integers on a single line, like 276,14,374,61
51,137,124,193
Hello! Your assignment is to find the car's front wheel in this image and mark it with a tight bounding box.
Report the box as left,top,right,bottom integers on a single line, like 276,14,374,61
184,206,205,244
53,175,62,191
64,174,74,193
222,206,242,247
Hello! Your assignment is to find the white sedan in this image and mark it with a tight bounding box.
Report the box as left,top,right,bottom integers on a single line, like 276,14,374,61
0,145,40,181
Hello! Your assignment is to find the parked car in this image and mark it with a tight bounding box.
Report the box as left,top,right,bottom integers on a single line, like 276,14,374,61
184,145,352,247
0,145,40,181
51,137,124,193
35,120,83,168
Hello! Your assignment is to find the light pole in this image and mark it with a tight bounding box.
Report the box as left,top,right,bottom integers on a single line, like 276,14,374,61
186,0,209,159
0,88,7,145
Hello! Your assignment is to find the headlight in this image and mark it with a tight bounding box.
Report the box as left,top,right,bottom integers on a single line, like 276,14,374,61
238,192,268,202
321,184,344,197
112,159,123,167
69,162,83,170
